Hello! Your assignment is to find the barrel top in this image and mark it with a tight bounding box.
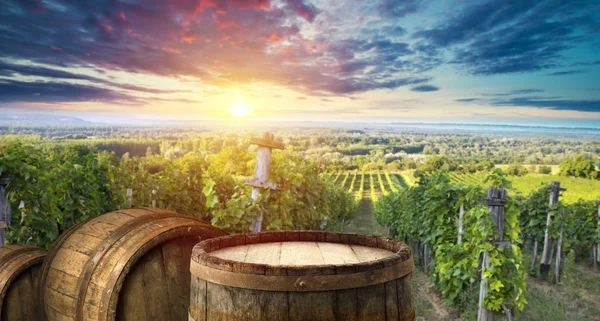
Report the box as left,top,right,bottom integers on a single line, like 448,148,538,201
212,242,394,266
191,231,413,292
192,231,411,275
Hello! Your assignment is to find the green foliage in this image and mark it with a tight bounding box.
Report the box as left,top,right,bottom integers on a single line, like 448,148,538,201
0,142,114,247
484,169,512,189
421,155,458,173
506,163,529,177
538,165,552,174
559,154,597,179
374,170,527,315
1,140,357,246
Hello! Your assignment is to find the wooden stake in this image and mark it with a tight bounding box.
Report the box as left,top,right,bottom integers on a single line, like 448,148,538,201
0,177,11,247
458,204,464,245
246,132,284,232
540,182,564,278
554,210,565,283
126,188,133,208
151,189,157,208
531,239,538,276
595,198,600,271
478,187,508,321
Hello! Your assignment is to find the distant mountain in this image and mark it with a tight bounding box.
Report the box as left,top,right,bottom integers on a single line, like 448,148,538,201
0,113,98,126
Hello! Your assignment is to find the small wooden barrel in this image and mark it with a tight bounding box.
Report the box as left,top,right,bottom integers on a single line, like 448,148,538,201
40,207,227,321
0,244,46,321
190,231,415,321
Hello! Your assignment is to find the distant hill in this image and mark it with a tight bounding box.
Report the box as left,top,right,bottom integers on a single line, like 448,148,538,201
0,113,97,126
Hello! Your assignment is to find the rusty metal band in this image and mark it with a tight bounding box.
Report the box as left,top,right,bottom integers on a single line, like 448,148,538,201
191,255,413,292
75,211,186,321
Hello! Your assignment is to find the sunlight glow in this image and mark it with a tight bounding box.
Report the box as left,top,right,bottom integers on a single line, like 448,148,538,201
228,100,251,118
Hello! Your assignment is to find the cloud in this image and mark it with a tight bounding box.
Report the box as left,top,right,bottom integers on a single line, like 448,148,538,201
0,79,138,104
411,85,439,92
283,0,319,22
547,70,586,76
456,98,479,102
492,97,600,112
482,89,545,96
0,60,185,94
415,0,600,75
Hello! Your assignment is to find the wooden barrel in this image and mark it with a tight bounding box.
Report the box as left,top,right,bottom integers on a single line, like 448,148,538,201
0,244,46,321
40,207,227,321
190,231,415,321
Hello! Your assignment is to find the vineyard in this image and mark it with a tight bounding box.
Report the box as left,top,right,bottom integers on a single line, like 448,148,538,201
0,141,358,248
448,172,600,204
373,169,600,320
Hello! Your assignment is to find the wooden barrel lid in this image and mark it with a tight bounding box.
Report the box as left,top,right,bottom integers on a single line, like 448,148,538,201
191,231,413,292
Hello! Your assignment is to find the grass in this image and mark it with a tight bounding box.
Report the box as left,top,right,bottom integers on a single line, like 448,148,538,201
410,249,600,321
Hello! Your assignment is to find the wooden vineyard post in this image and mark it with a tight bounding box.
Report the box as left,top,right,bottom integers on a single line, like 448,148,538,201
458,204,464,245
0,177,11,246
151,189,157,208
540,182,565,278
478,187,509,321
595,198,600,271
554,210,565,283
126,188,133,208
246,132,284,232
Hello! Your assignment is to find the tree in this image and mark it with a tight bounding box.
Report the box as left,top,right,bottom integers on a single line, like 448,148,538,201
559,154,597,179
506,163,528,176
538,165,552,174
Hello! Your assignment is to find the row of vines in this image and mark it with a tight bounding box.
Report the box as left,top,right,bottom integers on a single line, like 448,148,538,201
375,169,600,318
1,141,358,248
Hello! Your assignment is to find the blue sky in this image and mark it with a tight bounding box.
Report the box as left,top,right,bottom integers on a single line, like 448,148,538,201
0,0,599,126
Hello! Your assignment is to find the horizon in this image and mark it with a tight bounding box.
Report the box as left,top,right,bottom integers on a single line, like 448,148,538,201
1,1,600,125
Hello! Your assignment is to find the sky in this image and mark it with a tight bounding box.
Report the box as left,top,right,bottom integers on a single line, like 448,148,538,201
1,0,600,126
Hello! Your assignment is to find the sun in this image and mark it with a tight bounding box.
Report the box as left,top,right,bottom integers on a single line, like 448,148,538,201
228,100,251,118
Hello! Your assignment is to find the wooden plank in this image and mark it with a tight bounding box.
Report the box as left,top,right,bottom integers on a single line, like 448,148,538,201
289,291,336,321
189,276,207,321
246,243,281,265
162,238,192,321
336,289,358,321
140,246,171,320
117,259,148,321
280,242,325,266
397,275,415,321
211,245,249,262
351,244,394,263
318,243,360,265
357,283,386,321
385,280,399,321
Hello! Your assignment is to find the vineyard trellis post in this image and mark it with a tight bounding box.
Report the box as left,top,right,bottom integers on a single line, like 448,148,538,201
554,209,565,283
458,204,464,244
0,177,11,246
151,189,157,208
246,132,284,232
595,197,600,271
478,187,510,321
126,188,133,208
540,182,565,278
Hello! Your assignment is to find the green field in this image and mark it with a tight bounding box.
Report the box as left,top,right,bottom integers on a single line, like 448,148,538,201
447,171,600,203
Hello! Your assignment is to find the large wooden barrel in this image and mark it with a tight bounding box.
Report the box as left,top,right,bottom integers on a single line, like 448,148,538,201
40,207,227,321
190,231,415,321
0,244,46,321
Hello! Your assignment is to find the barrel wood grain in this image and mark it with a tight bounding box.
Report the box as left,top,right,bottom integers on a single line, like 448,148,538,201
0,244,46,321
189,231,415,321
40,207,227,321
